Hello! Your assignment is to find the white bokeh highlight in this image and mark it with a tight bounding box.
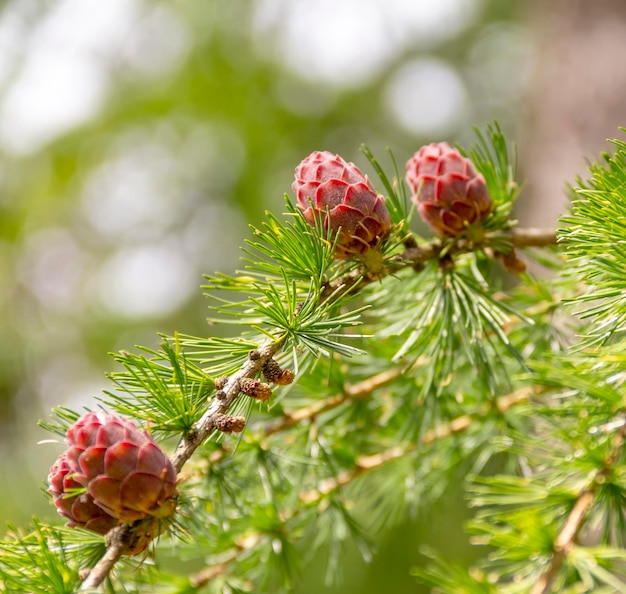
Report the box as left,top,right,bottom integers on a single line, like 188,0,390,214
384,58,468,136
0,0,190,154
253,0,481,87
17,227,89,313
0,0,137,153
96,240,197,319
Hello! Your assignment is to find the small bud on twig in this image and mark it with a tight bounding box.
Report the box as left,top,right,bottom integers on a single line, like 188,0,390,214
213,414,246,434
498,249,527,274
240,378,273,401
262,359,295,385
215,376,229,390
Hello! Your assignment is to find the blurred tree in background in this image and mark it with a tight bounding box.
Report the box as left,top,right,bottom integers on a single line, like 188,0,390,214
1,1,625,592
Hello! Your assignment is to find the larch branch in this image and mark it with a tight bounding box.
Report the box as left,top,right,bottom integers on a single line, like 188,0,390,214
322,227,558,300
530,491,595,594
82,225,557,588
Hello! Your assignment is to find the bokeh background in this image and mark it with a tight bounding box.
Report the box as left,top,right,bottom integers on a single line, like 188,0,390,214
1,1,626,592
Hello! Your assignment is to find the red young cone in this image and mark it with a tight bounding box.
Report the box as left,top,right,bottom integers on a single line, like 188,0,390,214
406,142,492,237
49,412,177,527
293,150,392,259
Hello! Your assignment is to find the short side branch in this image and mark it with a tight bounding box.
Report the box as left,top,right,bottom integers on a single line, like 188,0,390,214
530,491,594,594
300,386,535,503
509,227,559,247
264,367,404,436
531,423,626,594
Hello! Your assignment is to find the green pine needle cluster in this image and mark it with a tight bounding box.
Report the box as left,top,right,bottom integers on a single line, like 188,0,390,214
560,132,626,346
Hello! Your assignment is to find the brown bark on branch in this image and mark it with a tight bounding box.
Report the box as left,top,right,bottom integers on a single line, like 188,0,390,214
399,227,557,266
80,525,131,590
170,339,285,473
